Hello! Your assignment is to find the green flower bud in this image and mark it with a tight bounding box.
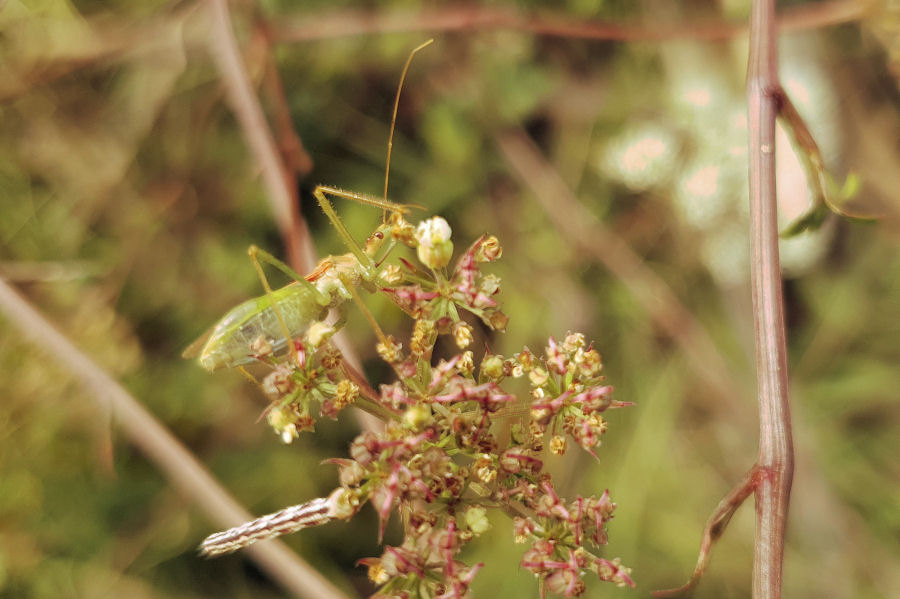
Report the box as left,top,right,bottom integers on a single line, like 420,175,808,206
326,488,361,519
481,355,504,380
453,321,473,349
402,404,432,430
305,322,335,348
458,350,475,376
465,506,491,535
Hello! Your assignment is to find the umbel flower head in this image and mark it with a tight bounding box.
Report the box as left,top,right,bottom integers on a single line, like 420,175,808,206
197,221,634,598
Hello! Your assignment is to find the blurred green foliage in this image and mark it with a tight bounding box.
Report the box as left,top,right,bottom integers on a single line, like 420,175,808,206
1,0,899,598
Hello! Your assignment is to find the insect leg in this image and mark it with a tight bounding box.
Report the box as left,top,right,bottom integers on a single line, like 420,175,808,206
315,185,412,213
249,245,328,295
338,271,390,348
312,186,415,280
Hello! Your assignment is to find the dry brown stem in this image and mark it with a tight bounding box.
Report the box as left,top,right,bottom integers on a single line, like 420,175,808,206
206,0,315,274
205,0,370,392
657,0,796,595
746,1,794,596
494,129,748,417
258,22,315,180
267,1,870,43
0,278,350,599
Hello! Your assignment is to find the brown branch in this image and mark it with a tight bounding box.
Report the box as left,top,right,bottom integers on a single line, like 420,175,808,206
257,21,314,180
206,0,315,275
0,278,350,599
747,1,794,598
266,1,871,44
205,0,370,402
494,129,749,418
660,1,797,595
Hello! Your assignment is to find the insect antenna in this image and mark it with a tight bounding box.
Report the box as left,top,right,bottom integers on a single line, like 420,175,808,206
382,39,434,220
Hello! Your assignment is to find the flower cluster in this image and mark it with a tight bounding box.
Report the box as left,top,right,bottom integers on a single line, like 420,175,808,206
362,517,483,599
260,340,359,443
521,333,633,459
198,217,634,598
381,229,507,332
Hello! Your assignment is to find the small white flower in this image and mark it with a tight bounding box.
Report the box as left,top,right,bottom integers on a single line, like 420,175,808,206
453,321,473,349
465,506,491,535
414,216,454,268
415,216,452,245
326,488,360,519
280,423,298,444
379,263,403,285
304,322,334,348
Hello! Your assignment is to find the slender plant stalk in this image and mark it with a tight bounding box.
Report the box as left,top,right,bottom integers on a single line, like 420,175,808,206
206,0,316,275
653,468,760,598
259,29,315,180
654,1,796,596
494,128,749,418
205,0,371,396
747,0,794,597
0,278,350,599
267,1,869,44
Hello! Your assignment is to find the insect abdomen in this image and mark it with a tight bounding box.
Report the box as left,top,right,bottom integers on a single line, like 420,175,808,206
199,285,328,370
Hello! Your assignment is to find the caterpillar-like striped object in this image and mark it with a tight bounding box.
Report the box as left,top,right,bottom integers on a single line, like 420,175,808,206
199,497,332,557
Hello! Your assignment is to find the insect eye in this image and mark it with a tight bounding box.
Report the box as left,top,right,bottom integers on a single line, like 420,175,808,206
374,232,384,240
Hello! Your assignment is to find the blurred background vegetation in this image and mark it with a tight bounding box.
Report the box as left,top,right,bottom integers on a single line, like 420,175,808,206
1,0,898,597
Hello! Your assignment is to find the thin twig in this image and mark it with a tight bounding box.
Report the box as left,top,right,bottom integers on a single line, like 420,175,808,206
0,278,350,599
747,0,794,596
653,467,760,597
205,0,370,399
658,1,796,595
258,21,314,179
206,0,315,274
494,129,749,418
266,1,871,44
0,260,102,282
